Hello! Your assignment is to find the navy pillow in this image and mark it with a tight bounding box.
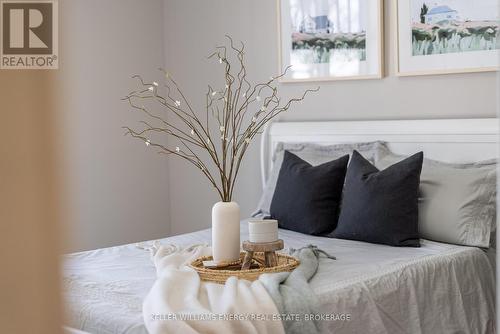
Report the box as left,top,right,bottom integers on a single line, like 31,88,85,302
331,150,423,247
270,151,349,235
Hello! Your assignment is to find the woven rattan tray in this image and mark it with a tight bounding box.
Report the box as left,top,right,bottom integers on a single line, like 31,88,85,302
190,252,300,284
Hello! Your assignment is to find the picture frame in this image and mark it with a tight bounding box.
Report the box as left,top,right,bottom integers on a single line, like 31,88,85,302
277,0,384,82
395,0,499,76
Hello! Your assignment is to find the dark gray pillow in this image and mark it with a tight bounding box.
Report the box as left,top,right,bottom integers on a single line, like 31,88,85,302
331,150,423,247
376,152,496,248
253,141,390,218
270,151,349,235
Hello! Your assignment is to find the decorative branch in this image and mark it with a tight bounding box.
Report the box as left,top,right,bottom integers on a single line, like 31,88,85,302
124,36,318,202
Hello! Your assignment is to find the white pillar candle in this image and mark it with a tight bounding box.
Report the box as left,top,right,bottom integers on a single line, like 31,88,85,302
248,219,278,243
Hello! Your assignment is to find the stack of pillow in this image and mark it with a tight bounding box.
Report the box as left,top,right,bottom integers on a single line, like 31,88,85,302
253,142,496,248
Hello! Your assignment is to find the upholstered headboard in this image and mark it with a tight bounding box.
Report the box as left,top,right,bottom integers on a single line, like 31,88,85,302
260,118,499,188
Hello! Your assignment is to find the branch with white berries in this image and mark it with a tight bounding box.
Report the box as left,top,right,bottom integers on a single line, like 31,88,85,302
123,35,318,202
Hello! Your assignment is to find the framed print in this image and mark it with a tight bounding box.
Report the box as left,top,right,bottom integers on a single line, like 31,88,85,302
278,0,384,82
396,0,500,76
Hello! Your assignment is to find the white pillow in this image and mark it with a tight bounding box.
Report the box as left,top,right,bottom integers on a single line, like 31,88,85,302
376,153,496,248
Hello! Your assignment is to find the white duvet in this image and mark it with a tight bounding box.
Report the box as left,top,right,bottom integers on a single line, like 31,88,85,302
142,243,284,334
63,222,495,334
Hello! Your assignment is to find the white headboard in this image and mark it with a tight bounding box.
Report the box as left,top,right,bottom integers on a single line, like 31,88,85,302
260,118,499,188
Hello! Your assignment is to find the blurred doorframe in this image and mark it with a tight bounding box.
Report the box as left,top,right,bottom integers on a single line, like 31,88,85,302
0,71,63,333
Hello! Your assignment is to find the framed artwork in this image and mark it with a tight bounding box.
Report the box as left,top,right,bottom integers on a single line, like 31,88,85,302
396,0,500,76
277,0,384,82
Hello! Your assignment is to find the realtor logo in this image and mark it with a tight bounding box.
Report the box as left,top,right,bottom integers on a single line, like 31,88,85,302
1,0,58,69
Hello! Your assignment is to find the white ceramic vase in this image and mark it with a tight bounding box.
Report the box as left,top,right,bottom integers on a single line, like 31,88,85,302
212,201,240,263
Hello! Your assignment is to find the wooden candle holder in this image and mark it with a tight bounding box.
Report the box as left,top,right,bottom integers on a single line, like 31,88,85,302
241,239,284,270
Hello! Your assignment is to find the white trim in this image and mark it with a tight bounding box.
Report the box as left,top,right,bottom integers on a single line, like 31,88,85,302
260,118,499,188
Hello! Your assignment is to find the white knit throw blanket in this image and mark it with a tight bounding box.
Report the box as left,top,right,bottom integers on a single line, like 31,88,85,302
142,243,285,334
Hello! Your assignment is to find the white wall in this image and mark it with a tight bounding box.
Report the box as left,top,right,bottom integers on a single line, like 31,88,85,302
163,0,498,235
56,0,498,249
58,0,170,251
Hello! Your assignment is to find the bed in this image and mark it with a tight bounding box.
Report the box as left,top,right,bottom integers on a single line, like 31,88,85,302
63,118,498,334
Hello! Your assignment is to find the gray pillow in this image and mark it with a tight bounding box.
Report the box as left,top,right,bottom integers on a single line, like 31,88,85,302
252,141,390,218
376,153,496,248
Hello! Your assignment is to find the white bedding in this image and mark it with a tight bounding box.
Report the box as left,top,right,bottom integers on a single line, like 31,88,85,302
142,243,285,334
63,222,495,334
